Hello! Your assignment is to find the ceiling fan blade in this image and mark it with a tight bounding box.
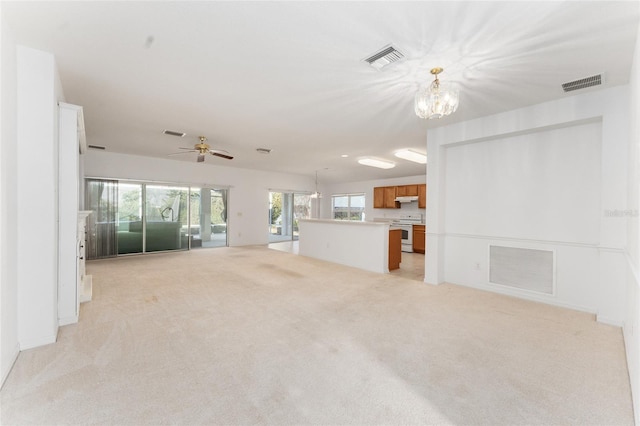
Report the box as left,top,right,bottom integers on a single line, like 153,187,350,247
168,150,197,156
210,150,234,160
197,154,205,163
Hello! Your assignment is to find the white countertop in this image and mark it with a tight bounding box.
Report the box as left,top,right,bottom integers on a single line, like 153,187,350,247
299,219,390,226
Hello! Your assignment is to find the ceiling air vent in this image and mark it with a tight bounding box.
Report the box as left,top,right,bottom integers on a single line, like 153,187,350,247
561,74,603,92
163,129,186,137
88,144,106,150
363,45,405,71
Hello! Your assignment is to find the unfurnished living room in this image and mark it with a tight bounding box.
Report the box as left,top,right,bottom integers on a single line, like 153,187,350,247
1,1,640,425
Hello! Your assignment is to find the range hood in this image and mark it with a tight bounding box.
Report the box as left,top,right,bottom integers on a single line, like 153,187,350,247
394,196,418,203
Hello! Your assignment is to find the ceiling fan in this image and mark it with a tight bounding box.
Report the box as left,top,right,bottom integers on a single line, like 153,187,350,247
169,136,234,163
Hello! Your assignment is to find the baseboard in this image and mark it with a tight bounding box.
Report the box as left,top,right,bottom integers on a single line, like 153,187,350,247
19,333,57,351
58,315,78,326
452,280,598,318
0,343,20,390
623,250,640,426
597,314,624,327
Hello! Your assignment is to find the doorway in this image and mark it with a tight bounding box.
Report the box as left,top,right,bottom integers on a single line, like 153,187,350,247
268,191,310,243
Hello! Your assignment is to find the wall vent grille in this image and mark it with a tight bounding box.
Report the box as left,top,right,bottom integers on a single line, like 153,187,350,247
489,245,555,295
561,74,602,92
363,45,405,70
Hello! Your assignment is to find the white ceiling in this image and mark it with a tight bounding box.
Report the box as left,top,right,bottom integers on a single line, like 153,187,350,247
3,1,639,184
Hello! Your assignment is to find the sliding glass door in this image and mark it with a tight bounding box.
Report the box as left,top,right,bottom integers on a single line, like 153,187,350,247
293,193,311,240
145,185,189,252
86,179,229,259
268,191,310,243
116,183,143,254
85,179,118,259
188,187,228,248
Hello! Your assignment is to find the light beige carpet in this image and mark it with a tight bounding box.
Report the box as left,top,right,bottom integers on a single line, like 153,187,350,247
1,246,634,425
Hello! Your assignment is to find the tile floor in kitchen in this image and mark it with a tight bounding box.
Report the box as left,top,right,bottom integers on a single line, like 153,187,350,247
267,241,425,282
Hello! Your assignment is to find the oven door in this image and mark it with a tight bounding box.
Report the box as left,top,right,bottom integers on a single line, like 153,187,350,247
399,224,413,251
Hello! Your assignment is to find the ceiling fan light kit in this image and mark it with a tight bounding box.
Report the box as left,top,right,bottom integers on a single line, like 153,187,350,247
169,136,234,162
415,67,459,119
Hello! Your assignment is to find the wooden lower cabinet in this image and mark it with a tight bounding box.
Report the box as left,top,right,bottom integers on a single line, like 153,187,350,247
418,184,426,209
413,225,425,254
389,229,402,270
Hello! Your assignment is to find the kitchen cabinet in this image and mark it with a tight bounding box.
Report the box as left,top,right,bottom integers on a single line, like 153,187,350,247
418,184,427,209
413,224,425,254
389,229,402,270
397,185,418,197
373,186,400,209
384,186,398,208
373,187,385,208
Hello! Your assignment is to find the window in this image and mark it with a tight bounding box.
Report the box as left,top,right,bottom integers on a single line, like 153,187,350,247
332,193,365,221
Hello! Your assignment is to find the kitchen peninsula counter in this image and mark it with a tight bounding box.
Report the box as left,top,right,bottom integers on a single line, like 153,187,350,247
298,219,396,273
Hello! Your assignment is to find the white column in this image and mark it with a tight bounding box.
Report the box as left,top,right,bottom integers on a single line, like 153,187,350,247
200,188,212,242
58,103,82,325
16,46,60,349
425,141,446,286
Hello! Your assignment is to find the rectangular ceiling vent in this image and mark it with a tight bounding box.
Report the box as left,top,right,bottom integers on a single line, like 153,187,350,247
489,245,555,295
163,130,186,137
363,45,405,71
88,144,106,150
561,74,603,92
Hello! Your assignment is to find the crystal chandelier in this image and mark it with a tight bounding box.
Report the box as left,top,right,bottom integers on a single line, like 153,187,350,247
415,67,459,119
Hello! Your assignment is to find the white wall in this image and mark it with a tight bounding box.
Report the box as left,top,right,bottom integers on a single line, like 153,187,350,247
427,86,630,326
624,19,640,425
16,46,63,350
83,151,315,246
298,220,390,273
321,174,426,221
0,7,20,388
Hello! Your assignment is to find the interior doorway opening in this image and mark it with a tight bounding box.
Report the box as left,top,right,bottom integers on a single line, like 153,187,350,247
268,191,310,243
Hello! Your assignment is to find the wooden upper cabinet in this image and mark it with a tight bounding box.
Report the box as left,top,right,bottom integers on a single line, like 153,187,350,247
395,185,419,197
373,186,399,208
418,184,427,208
383,186,399,208
373,187,385,208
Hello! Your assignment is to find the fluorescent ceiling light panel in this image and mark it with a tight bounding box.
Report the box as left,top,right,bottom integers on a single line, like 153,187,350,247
394,149,427,164
358,158,395,169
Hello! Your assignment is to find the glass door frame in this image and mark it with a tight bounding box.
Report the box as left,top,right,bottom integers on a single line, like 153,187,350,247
86,177,230,257
268,190,311,243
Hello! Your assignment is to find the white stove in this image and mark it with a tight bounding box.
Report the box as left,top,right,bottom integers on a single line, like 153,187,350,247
393,215,423,252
